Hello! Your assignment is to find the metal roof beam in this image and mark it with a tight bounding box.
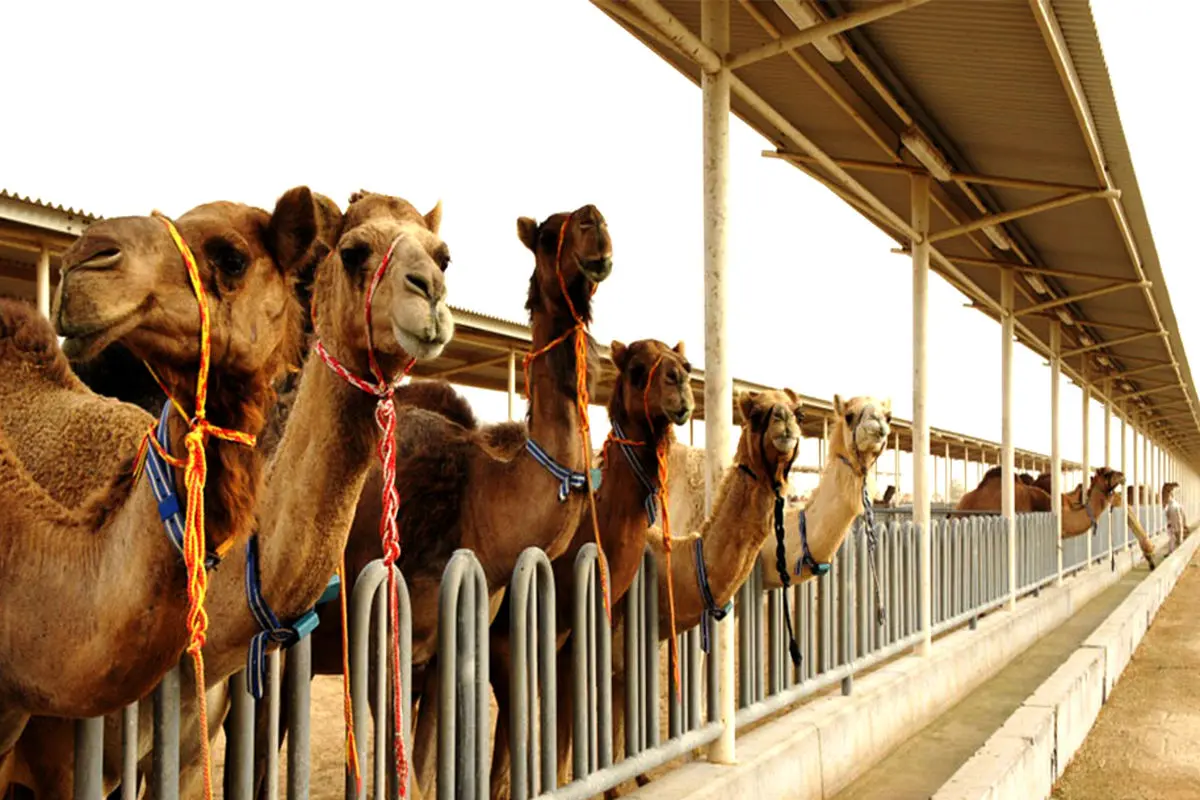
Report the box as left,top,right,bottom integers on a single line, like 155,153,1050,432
422,353,513,381
1061,330,1165,358
767,150,1105,194
1110,362,1176,380
928,189,1120,245
908,251,1138,285
1114,383,1184,402
1014,280,1149,318
726,0,933,70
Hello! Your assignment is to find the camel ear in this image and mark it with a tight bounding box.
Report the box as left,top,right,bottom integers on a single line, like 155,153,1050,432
881,397,892,415
425,200,443,235
517,217,539,252
267,186,342,277
673,341,686,358
833,393,845,417
611,340,629,371
737,390,759,424
783,387,799,404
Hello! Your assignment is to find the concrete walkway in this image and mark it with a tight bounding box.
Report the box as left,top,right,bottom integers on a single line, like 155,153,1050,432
833,557,1157,800
1053,549,1200,800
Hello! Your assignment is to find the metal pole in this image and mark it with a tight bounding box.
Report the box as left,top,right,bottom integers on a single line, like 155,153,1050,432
1081,369,1091,565
893,430,900,498
1051,323,1062,584
911,172,932,655
944,442,951,505
36,245,50,319
507,349,517,421
1001,270,1016,610
822,417,829,467
1105,379,1113,557
701,0,735,766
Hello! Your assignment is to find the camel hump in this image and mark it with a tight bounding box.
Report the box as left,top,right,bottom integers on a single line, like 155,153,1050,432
395,380,478,430
0,299,79,390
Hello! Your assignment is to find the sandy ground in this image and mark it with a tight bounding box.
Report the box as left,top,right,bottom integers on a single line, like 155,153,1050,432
1053,549,1200,800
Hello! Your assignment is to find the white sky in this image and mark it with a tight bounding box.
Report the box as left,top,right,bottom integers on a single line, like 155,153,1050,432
3,0,1192,493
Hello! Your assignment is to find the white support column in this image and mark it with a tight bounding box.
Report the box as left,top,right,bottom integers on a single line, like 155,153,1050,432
962,447,969,496
912,172,932,655
506,350,517,422
1001,270,1016,609
1081,371,1091,565
1120,404,1127,548
1132,419,1140,522
1143,422,1149,524
1104,379,1113,557
944,442,951,504
701,0,735,765
821,417,829,467
1050,322,1063,584
893,430,900,498
36,245,50,319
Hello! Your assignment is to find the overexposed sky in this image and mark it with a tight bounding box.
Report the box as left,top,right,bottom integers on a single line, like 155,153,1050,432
3,0,1192,492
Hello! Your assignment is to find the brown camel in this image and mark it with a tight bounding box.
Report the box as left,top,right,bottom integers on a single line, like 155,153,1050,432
758,396,892,590
589,389,802,792
0,191,331,760
3,188,453,798
487,338,695,799
955,467,1055,513
245,205,615,800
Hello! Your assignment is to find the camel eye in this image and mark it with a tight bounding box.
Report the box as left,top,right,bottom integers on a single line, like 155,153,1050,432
629,363,647,388
205,239,248,278
340,244,371,272
845,413,854,426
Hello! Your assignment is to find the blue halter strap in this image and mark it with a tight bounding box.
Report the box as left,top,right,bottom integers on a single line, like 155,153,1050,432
144,403,221,570
794,510,831,578
525,438,602,502
611,419,659,525
244,535,340,699
695,536,731,653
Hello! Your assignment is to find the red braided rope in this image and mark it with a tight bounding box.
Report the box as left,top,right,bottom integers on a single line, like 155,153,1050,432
314,233,414,796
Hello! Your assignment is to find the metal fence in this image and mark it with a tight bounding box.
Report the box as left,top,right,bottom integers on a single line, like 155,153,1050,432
62,508,1161,800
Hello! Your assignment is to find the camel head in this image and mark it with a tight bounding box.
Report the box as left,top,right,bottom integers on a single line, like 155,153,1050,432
1090,467,1124,504
519,204,612,323
832,394,892,471
609,339,694,431
736,388,803,486
313,190,453,376
54,188,338,402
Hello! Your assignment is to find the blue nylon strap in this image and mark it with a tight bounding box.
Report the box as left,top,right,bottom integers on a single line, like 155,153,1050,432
244,535,340,699
524,438,601,502
611,419,659,526
144,403,220,570
695,536,731,653
794,510,831,578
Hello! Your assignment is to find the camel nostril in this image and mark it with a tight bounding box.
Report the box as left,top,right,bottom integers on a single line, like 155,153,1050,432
74,249,122,271
405,274,432,299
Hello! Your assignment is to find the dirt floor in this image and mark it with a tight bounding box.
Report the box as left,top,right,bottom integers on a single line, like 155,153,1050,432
1052,550,1200,800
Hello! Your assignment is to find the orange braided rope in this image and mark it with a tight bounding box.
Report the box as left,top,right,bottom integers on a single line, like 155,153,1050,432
643,357,681,698
309,292,362,792
338,558,362,791
145,212,259,800
521,214,610,618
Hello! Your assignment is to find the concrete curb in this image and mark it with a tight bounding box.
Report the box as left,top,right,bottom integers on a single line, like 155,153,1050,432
626,542,1162,800
932,533,1197,800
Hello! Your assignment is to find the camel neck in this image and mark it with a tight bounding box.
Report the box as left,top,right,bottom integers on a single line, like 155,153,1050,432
689,466,777,624
799,443,867,565
526,311,589,470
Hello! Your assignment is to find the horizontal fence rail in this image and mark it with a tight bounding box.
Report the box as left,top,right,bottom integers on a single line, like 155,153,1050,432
57,505,1171,800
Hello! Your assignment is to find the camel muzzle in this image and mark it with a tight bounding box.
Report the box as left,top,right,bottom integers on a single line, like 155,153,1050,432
580,255,613,282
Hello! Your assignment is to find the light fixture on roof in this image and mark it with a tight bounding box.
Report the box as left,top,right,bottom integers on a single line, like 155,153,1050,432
775,0,846,62
1097,355,1112,367
1122,381,1134,392
1079,334,1093,347
901,126,953,182
982,224,1013,251
1057,309,1075,326
1025,273,1050,295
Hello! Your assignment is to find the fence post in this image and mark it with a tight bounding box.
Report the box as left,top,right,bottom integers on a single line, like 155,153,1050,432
438,549,490,800
508,547,557,800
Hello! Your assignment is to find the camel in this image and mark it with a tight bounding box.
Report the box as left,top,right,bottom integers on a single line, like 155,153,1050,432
487,338,695,799
3,188,454,798
578,388,802,792
0,190,332,760
875,484,899,507
244,204,615,799
955,467,1055,513
757,396,892,590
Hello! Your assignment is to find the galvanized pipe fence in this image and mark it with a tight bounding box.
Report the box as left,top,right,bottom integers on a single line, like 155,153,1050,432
64,509,1157,799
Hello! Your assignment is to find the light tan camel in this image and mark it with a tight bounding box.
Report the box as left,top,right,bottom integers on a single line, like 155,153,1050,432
3,188,454,798
0,191,332,760
758,396,892,590
488,338,695,800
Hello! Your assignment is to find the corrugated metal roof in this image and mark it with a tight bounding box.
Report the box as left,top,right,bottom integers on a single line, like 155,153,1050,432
0,189,100,223
592,0,1200,464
